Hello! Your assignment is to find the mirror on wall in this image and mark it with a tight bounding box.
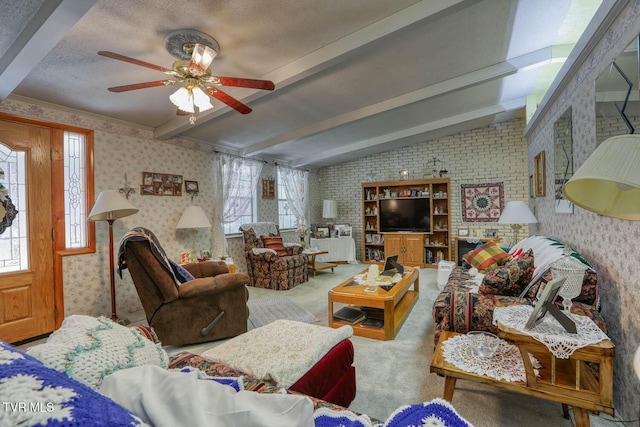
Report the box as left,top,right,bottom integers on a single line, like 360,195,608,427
595,36,640,144
554,108,573,213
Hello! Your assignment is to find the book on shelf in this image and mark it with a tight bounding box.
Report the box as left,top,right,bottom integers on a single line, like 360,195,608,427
362,318,384,329
333,306,366,324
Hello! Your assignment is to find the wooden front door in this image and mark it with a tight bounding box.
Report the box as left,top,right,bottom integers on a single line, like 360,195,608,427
0,120,55,342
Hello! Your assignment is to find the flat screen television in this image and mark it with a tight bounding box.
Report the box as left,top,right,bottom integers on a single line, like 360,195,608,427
379,198,431,232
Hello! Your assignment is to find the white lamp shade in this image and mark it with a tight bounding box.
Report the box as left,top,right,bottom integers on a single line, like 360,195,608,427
88,190,138,221
563,134,640,220
498,201,537,224
192,87,214,112
322,200,338,219
169,87,194,113
176,205,211,229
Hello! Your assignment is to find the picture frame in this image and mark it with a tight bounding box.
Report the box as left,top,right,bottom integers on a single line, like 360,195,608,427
484,228,498,238
524,277,566,330
458,228,469,237
185,180,199,193
372,234,382,245
337,225,352,238
534,151,546,197
529,174,534,198
316,227,329,238
200,249,211,260
140,185,154,195
142,172,183,197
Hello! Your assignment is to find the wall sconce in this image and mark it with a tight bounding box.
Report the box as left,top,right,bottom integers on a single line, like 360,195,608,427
119,173,135,199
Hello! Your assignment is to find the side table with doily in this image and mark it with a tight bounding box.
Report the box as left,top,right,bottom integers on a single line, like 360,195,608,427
430,305,614,427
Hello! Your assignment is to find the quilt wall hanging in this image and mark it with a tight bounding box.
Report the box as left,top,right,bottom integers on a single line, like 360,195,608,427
461,182,504,222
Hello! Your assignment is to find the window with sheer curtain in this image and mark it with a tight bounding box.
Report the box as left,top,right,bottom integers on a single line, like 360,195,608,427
276,165,308,229
216,154,263,235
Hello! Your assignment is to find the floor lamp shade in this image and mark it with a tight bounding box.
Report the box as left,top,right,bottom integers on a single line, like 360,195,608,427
88,190,138,324
563,135,640,220
88,190,139,221
322,200,338,219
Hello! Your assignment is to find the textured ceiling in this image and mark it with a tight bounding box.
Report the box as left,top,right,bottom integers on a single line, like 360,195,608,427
0,0,609,169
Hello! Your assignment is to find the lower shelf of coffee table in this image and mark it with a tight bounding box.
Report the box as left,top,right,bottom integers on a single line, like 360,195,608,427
331,290,418,340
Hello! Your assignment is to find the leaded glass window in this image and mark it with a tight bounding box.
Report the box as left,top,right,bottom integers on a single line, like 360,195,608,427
0,143,28,272
63,131,88,249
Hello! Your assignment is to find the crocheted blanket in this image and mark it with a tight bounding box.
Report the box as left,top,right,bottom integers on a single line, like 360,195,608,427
0,340,147,426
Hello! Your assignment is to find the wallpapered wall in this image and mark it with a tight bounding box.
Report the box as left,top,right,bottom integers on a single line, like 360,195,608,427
526,1,640,420
0,97,321,319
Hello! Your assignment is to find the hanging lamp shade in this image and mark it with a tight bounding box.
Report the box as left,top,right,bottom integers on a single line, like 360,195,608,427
563,134,640,220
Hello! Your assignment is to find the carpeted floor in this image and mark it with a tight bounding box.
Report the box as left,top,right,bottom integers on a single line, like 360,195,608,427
172,264,621,427
247,296,318,327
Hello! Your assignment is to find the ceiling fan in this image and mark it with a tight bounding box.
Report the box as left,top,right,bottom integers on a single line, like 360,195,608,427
98,29,275,124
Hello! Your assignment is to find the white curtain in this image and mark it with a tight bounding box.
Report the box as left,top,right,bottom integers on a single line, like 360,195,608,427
211,153,263,257
277,165,308,225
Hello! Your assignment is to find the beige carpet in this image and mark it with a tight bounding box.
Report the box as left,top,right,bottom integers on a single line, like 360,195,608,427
175,265,620,427
247,296,318,327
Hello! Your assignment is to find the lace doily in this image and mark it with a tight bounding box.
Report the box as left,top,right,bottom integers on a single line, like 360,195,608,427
442,335,540,382
493,305,609,359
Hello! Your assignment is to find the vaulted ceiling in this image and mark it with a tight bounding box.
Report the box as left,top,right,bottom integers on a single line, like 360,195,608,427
0,0,609,169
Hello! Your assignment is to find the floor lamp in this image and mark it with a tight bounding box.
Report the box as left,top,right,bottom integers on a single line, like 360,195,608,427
88,190,138,324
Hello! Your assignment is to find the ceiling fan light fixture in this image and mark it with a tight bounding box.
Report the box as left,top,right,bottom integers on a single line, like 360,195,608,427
169,87,194,113
189,43,217,76
192,86,214,112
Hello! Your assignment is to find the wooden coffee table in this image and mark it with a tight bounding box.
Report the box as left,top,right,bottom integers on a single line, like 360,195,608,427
430,328,614,427
328,267,419,340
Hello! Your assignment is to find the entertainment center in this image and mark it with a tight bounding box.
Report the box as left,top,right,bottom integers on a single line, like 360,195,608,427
362,178,451,268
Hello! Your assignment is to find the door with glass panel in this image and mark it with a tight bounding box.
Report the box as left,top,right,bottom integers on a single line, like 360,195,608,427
0,121,55,342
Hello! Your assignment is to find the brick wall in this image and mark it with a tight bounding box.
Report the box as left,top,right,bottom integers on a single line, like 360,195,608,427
314,118,529,261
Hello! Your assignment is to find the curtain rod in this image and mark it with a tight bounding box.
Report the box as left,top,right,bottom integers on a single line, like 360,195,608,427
214,151,268,164
275,162,309,172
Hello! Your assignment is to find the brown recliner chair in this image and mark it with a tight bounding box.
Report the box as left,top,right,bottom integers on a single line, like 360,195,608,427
120,239,249,346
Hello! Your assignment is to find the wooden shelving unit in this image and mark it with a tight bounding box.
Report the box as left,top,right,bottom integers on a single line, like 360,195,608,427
361,178,451,268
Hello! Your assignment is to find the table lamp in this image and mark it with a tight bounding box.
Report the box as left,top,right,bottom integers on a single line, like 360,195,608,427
176,205,211,261
88,190,138,324
498,201,537,246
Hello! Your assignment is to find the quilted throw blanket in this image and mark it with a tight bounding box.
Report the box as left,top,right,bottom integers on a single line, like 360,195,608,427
117,226,180,287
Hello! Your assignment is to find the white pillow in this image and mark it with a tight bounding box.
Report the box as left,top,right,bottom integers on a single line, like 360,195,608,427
27,315,169,389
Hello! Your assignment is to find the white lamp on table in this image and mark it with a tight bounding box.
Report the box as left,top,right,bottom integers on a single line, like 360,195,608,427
176,205,211,262
498,201,537,246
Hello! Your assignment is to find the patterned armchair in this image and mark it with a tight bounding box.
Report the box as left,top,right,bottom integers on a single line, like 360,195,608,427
240,222,309,290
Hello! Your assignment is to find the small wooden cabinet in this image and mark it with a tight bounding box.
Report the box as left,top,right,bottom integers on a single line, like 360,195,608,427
362,178,451,268
384,233,427,267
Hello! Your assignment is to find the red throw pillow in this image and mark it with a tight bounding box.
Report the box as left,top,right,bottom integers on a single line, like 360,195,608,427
260,236,288,257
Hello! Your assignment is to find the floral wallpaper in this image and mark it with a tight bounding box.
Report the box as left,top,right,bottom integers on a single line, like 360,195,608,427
526,1,640,420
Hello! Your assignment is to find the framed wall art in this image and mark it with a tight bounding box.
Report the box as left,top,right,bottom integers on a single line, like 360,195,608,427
141,172,183,196
534,151,546,197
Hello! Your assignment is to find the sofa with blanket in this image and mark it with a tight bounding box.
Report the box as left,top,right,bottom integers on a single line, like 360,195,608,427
432,236,606,345
5,315,474,427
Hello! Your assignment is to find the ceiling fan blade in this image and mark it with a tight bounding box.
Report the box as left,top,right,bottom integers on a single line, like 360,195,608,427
216,77,275,91
176,108,190,116
98,51,174,74
107,80,174,92
205,87,252,114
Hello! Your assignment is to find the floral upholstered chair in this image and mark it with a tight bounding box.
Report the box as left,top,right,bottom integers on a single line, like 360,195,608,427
240,222,309,290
